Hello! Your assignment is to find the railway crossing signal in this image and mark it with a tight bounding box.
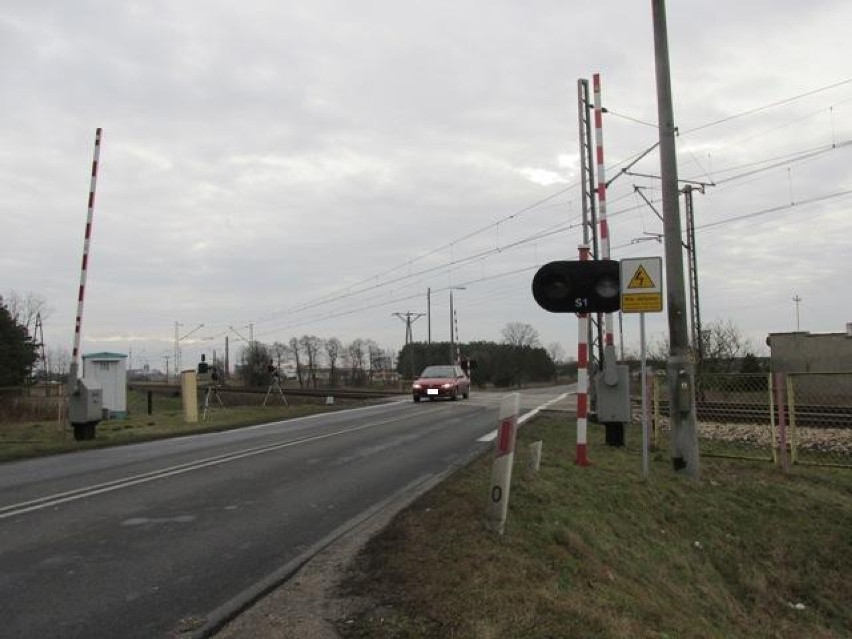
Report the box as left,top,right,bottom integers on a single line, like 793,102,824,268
531,259,621,314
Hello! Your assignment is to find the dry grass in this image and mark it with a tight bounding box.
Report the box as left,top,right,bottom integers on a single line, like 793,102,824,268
339,416,852,638
0,389,367,462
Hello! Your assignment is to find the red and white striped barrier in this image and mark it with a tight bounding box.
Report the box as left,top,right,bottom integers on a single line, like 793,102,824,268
593,73,615,351
70,128,102,379
576,245,591,466
486,393,520,534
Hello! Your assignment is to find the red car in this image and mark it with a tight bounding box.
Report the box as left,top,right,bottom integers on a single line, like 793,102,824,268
412,365,470,402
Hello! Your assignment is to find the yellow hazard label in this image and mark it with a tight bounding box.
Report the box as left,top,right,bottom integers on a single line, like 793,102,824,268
627,265,655,289
622,293,663,313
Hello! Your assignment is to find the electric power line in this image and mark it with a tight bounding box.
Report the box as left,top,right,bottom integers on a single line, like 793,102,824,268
682,78,852,135
200,80,852,340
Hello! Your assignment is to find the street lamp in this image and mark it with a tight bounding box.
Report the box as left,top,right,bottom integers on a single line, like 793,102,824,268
449,287,466,363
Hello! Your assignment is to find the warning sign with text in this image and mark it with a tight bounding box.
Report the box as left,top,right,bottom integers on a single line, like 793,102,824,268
620,257,663,313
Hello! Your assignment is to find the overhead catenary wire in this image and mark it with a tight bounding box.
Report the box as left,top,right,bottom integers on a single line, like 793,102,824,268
228,181,849,344
205,80,852,344
709,140,851,186
235,132,845,334
243,218,585,338
696,188,852,231
255,183,580,321
258,190,852,335
681,77,852,135
259,159,850,342
247,208,584,326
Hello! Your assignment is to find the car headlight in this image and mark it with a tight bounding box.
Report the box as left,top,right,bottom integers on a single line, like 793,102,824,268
413,384,422,389
441,383,452,389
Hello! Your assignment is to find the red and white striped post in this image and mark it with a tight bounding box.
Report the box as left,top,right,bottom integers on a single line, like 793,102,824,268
593,73,615,351
486,393,520,534
68,128,102,391
773,373,790,472
576,245,591,466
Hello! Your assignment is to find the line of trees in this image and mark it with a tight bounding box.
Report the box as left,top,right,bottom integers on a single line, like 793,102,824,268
2,290,77,383
397,322,557,388
639,319,769,375
237,335,397,388
0,296,39,386
237,322,560,390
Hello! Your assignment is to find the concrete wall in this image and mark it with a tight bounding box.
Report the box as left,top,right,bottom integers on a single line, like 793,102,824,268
767,332,852,402
767,332,852,373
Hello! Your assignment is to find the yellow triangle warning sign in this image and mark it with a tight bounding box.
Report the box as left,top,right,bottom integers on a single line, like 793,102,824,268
627,265,655,289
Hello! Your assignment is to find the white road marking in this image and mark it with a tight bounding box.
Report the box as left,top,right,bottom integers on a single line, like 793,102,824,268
0,413,413,521
475,391,571,443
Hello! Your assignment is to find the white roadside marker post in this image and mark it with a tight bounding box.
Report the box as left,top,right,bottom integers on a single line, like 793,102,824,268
527,440,543,474
486,393,520,535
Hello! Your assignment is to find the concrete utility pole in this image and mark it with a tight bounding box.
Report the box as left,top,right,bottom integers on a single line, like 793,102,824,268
652,0,700,478
427,288,432,344
448,287,465,363
174,321,180,380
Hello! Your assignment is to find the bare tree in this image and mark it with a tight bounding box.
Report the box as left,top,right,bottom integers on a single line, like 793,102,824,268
44,345,70,381
289,337,304,387
500,322,541,387
325,337,342,387
501,322,540,348
299,335,323,388
647,335,670,363
365,339,382,383
4,290,51,332
271,341,289,371
347,338,367,386
650,319,754,374
546,341,565,382
700,319,753,374
239,341,271,386
546,341,565,365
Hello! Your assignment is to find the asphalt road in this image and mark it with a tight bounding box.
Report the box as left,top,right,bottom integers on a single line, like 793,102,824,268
0,386,571,638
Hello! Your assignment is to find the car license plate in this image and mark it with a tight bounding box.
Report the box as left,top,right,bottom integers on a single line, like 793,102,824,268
427,388,438,395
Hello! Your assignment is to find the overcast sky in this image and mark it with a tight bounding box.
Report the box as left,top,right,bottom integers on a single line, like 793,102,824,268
3,0,851,373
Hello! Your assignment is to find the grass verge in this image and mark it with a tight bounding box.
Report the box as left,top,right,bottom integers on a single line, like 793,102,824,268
0,390,372,463
339,414,852,639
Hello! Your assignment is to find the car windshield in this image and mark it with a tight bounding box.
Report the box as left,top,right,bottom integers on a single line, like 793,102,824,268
419,366,457,378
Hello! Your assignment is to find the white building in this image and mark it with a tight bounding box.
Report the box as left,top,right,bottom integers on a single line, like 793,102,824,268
82,352,128,418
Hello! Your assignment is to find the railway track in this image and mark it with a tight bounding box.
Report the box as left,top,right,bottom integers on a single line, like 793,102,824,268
641,399,852,429
128,382,407,401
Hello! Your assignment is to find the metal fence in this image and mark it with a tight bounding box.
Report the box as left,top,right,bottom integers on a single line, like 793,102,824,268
636,371,852,469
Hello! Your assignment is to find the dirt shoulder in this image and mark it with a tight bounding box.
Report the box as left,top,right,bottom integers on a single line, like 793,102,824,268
212,514,376,639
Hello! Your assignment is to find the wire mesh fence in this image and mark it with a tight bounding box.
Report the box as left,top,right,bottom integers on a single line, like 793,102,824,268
786,372,852,467
635,371,852,469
